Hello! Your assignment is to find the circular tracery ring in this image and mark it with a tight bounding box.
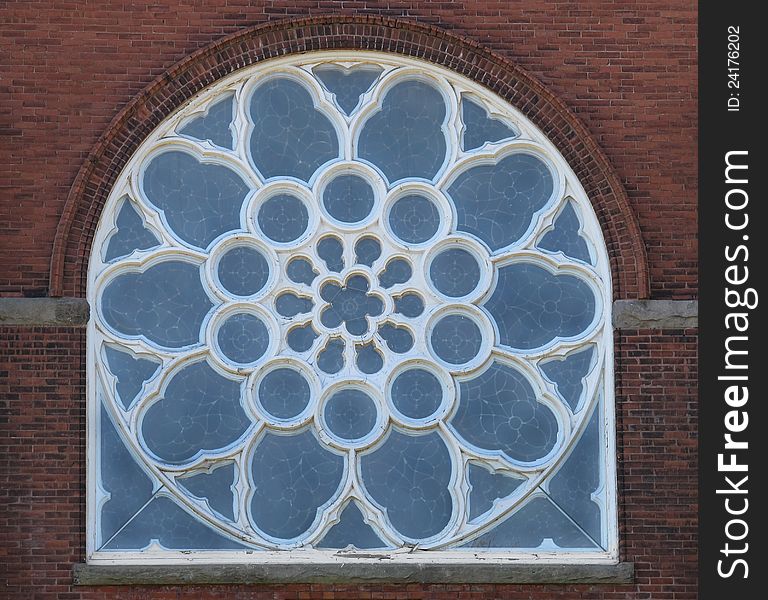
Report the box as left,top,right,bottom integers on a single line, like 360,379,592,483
90,51,613,555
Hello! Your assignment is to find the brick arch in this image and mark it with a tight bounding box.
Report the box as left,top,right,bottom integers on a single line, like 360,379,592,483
50,15,649,300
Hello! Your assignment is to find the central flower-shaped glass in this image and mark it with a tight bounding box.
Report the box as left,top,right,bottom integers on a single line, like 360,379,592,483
92,54,610,555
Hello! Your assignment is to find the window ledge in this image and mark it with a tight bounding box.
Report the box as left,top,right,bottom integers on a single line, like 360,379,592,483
73,561,634,585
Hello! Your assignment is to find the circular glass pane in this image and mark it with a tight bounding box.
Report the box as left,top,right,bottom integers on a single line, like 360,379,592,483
429,247,481,298
323,174,375,223
257,193,309,243
391,368,443,419
258,368,311,419
388,194,440,244
217,245,270,296
430,314,483,365
217,313,270,364
324,389,378,441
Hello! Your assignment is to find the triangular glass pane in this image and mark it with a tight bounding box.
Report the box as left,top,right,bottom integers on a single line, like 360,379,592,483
316,502,389,549
104,198,160,262
104,346,160,410
178,94,235,149
537,201,593,264
313,65,383,115
540,346,595,412
467,463,525,522
461,97,517,151
178,463,236,521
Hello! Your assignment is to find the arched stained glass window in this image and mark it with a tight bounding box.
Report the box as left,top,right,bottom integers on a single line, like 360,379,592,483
88,52,616,563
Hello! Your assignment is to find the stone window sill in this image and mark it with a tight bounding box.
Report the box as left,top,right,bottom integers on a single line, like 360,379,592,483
74,561,634,585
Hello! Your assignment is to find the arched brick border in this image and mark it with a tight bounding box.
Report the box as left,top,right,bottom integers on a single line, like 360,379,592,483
49,15,649,300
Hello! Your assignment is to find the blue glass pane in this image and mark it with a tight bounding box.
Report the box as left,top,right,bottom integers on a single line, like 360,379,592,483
361,430,452,540
377,323,413,354
99,401,154,545
142,151,248,249
320,275,382,336
355,342,383,374
104,346,160,410
286,323,318,353
548,403,602,544
275,292,313,318
250,429,344,539
461,98,517,151
448,153,553,251
378,258,411,289
393,292,424,318
316,501,389,549
257,193,309,243
141,361,250,464
178,463,236,521
452,362,558,463
540,347,595,411
104,199,160,262
391,368,442,420
388,194,440,244
286,257,318,286
484,263,596,350
537,201,592,264
317,236,344,272
104,496,246,550
217,313,270,365
101,261,212,349
318,338,345,374
358,80,447,182
249,78,339,181
430,314,482,365
313,65,382,115
179,95,234,149
429,248,481,298
354,236,381,267
258,368,311,419
323,174,375,224
467,463,524,522
462,496,599,549
324,389,378,441
217,245,270,297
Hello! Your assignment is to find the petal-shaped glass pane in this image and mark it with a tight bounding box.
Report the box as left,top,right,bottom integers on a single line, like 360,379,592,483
378,258,411,289
452,361,559,463
540,347,595,411
179,94,235,149
249,78,339,181
317,338,345,374
317,236,345,272
354,236,381,267
286,257,318,286
104,346,160,410
104,198,160,262
378,323,414,354
101,261,212,349
393,292,424,318
355,342,383,374
537,201,592,264
467,463,524,522
142,151,248,248
448,154,553,251
484,263,596,350
141,361,250,464
461,97,517,152
316,501,389,549
313,65,382,115
358,80,447,183
249,429,344,539
178,463,236,521
361,430,453,540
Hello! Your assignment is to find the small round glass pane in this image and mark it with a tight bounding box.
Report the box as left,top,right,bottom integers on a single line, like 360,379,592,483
323,174,375,224
257,194,309,243
217,246,270,296
324,389,377,441
258,368,310,419
391,369,443,419
388,194,440,244
217,313,270,364
430,314,483,365
429,248,480,298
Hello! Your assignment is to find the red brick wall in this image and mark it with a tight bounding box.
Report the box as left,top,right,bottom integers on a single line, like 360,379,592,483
1,2,698,599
